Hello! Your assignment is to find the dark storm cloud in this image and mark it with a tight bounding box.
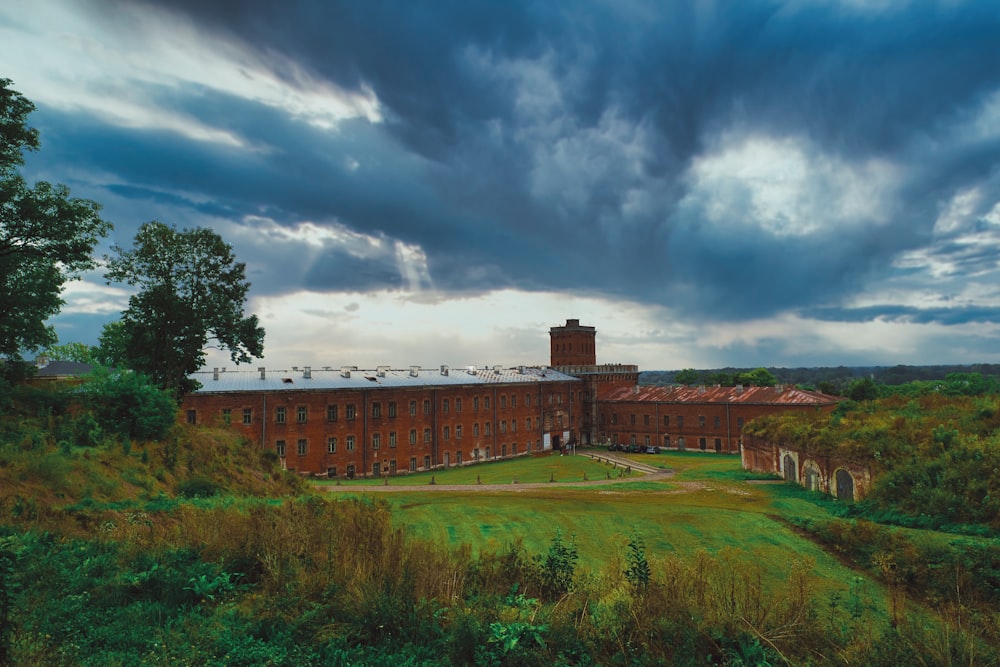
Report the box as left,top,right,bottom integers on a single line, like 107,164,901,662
63,1,1000,325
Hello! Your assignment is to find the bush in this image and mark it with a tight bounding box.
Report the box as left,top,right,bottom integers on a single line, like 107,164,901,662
176,477,222,499
81,369,176,441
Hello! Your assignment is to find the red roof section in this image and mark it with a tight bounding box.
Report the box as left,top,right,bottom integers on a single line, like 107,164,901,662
599,384,842,406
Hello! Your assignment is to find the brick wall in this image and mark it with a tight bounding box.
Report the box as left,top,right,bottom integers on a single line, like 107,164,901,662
182,379,583,478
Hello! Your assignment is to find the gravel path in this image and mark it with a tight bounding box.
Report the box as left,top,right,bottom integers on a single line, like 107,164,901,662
319,452,675,493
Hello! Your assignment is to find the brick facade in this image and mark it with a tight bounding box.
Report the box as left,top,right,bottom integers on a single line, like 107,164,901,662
181,366,583,478
596,385,841,454
741,434,871,501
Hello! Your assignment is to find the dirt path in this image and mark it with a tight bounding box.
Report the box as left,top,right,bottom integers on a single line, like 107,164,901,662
319,452,675,493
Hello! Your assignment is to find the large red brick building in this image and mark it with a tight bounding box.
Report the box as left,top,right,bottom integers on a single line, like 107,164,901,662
180,319,839,477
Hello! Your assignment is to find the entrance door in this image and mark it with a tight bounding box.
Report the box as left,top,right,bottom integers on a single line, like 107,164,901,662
835,469,855,501
783,454,796,482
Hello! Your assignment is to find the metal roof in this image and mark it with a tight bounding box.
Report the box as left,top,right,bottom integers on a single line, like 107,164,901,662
598,384,842,406
190,365,581,394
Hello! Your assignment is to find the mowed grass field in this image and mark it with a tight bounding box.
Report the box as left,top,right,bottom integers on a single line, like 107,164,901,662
321,450,883,609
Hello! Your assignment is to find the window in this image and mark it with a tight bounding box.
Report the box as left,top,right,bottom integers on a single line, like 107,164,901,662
737,417,745,430
611,414,618,425
630,435,637,445
347,464,356,479
455,398,462,413
512,443,518,455
346,404,356,421
500,395,507,409
297,406,307,423
663,415,669,427
525,417,531,430
409,429,417,445
423,428,431,443
243,408,252,425
484,396,491,409
389,459,397,474
388,401,397,418
714,416,721,429
455,425,463,439
327,404,338,422
276,440,286,457
372,462,381,476
678,416,684,429
372,433,380,450
510,395,516,408
327,437,337,453
443,426,450,440
275,407,286,424
389,431,397,448
297,438,307,456
423,399,431,415
644,414,650,426
525,394,531,407
346,436,355,451
664,435,671,447
456,451,462,464
715,438,722,452
371,402,381,418
221,408,231,424
511,420,516,433
473,423,480,437
443,399,450,414
473,396,480,411
186,409,196,424
327,467,337,478
630,414,636,425
645,435,651,446
423,455,430,470
409,457,417,472
409,400,417,416
699,437,707,451
500,420,506,434
485,423,492,436
699,415,706,428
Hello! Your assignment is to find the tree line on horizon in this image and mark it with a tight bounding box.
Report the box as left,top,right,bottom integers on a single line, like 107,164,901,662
643,363,1000,395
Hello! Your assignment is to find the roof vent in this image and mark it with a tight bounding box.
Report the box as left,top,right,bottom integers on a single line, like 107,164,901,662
213,367,219,381
735,384,744,394
440,365,449,376
340,366,352,379
467,365,477,375
493,365,502,374
259,367,266,381
698,386,706,395
377,366,389,378
518,365,525,374
409,365,421,377
292,366,298,372
303,366,312,379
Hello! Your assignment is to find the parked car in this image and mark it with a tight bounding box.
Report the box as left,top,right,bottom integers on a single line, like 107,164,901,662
643,446,661,454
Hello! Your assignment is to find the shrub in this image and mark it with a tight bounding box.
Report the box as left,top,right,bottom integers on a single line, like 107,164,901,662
176,477,222,499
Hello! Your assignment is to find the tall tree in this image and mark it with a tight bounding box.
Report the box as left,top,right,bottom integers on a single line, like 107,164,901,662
104,221,265,396
0,78,110,357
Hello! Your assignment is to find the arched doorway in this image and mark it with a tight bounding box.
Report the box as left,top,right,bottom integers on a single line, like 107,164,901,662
835,469,855,501
803,463,821,491
782,454,797,482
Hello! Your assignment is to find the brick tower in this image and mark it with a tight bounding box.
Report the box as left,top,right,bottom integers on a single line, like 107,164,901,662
549,319,597,366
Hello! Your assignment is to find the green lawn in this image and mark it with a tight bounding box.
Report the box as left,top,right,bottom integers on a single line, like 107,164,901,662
322,451,886,609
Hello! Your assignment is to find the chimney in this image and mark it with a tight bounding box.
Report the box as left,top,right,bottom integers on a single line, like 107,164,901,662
377,365,389,378
303,366,312,379
440,365,449,376
259,367,266,380
340,366,352,379
409,365,421,377
493,364,502,374
518,366,525,374
213,367,219,381
736,384,744,394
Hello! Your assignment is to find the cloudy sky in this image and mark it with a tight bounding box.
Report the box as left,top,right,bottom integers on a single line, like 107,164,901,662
4,0,1000,372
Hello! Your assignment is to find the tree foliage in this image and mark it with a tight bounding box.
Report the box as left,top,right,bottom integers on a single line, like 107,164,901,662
0,79,110,357
104,222,265,396
80,368,177,441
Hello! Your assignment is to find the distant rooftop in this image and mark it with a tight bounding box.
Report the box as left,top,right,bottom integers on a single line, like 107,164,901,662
599,384,841,406
190,365,581,393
